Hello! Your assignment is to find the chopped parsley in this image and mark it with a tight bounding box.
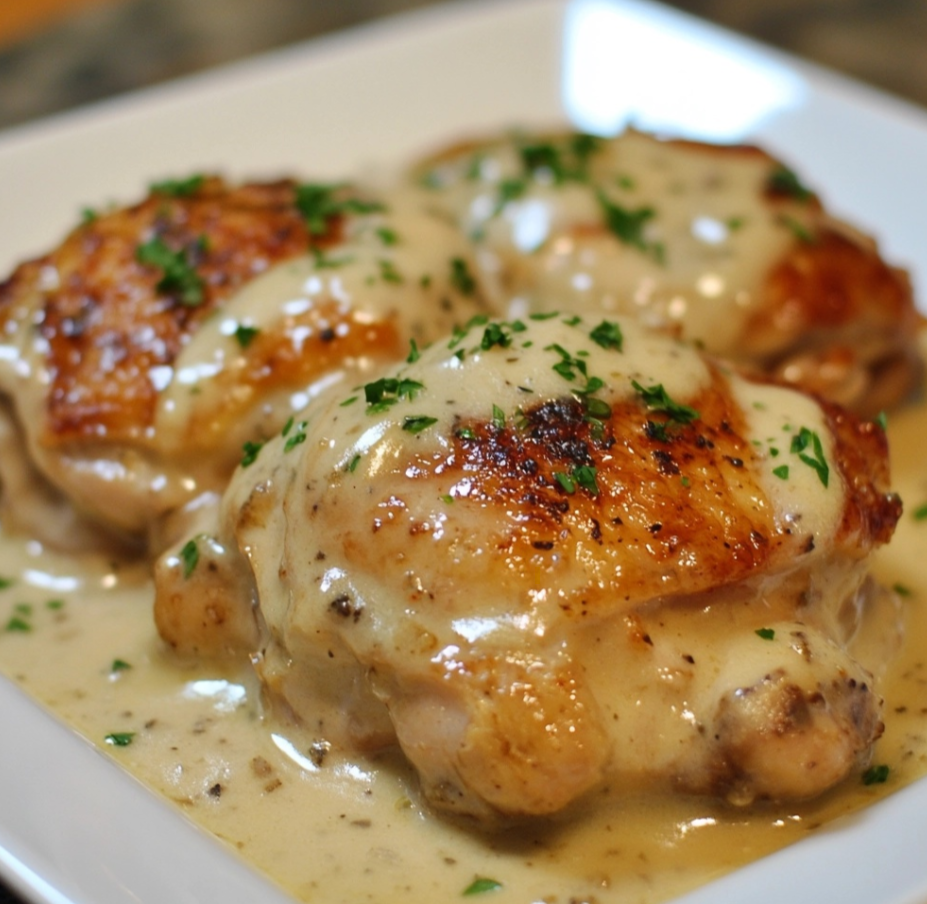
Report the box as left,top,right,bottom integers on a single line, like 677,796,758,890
463,877,503,896
632,381,700,426
294,183,385,235
589,319,623,351
480,322,513,350
755,627,776,640
4,615,30,633
135,236,205,306
378,258,404,284
346,454,362,473
450,257,477,296
0,576,14,590
233,324,260,348
104,732,136,747
598,192,663,262
110,659,132,672
491,404,506,430
376,226,399,246
862,764,890,786
180,538,199,579
402,415,438,434
772,464,790,480
766,165,814,202
778,214,816,244
284,422,308,452
240,440,264,467
790,427,829,487
912,503,927,522
364,377,425,413
554,465,599,496
406,338,421,363
149,174,205,197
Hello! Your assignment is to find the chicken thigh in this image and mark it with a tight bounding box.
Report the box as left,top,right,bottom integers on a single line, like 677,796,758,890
0,176,488,549
410,129,921,416
156,313,901,822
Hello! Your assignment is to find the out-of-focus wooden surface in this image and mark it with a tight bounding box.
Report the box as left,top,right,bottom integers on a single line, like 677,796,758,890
0,0,926,134
0,0,116,46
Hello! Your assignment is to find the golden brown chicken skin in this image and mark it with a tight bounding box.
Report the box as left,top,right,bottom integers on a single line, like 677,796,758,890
410,128,921,416
156,313,901,822
0,176,489,546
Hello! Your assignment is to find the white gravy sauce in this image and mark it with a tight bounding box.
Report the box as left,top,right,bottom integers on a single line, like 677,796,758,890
1,348,926,904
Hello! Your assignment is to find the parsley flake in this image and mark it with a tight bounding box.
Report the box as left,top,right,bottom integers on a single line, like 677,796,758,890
790,427,829,487
240,440,264,467
766,165,814,202
149,174,205,197
463,877,503,896
295,183,385,235
402,415,439,434
135,236,205,306
589,320,623,351
233,324,260,348
632,380,700,426
862,764,890,786
364,377,425,413
180,539,199,579
755,627,776,640
450,257,477,296
104,732,136,747
4,615,30,633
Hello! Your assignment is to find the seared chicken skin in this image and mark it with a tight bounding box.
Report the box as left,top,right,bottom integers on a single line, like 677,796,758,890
0,176,488,548
156,314,901,821
411,129,921,416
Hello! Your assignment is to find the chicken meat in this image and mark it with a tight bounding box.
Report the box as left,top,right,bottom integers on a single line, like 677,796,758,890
0,176,488,550
155,312,902,822
410,129,921,416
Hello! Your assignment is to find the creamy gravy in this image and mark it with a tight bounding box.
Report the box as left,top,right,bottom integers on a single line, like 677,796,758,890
1,364,926,904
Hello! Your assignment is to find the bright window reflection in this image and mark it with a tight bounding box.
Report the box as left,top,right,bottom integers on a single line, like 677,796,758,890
562,0,804,140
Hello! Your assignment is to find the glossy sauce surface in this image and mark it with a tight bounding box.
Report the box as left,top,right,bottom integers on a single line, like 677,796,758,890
0,357,925,904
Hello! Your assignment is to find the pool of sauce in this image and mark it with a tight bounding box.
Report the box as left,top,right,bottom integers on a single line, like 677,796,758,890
0,379,925,904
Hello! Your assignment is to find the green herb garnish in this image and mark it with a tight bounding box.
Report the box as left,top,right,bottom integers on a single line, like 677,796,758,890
180,539,199,579
135,236,205,306
104,732,136,747
240,440,264,467
463,877,503,896
149,174,205,197
766,165,814,202
790,427,829,487
632,381,700,425
755,627,776,640
450,257,477,296
589,319,623,351
862,764,890,786
294,183,385,235
233,324,260,348
402,415,439,434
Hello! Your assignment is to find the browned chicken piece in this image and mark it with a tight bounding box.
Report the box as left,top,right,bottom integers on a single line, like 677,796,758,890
155,313,902,821
409,128,921,416
0,175,488,550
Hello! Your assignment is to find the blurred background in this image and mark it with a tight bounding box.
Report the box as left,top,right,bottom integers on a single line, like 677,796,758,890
1,0,926,133
0,0,924,902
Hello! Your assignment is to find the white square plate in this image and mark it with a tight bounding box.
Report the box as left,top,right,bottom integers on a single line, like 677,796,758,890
2,2,926,902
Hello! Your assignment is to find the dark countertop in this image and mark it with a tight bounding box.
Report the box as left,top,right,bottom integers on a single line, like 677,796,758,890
1,1,924,902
